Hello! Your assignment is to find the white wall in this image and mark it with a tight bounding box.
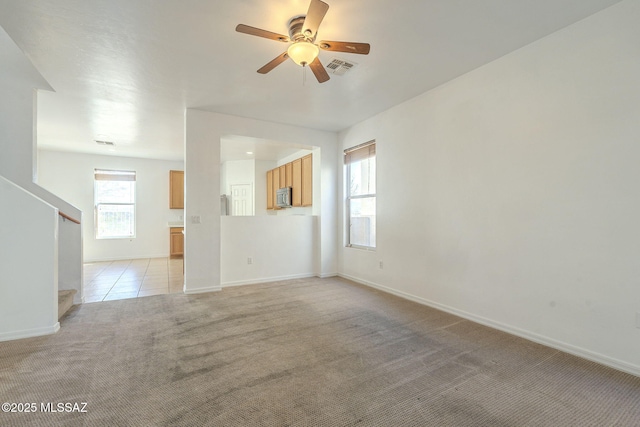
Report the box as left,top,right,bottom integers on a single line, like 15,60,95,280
1,25,75,339
339,0,640,375
0,26,79,220
221,216,316,286
0,26,49,186
38,150,184,262
185,111,338,294
58,214,83,303
0,176,59,341
2,24,82,298
277,149,313,166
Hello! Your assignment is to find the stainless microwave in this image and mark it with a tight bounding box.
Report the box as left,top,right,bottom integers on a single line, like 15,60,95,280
276,187,292,208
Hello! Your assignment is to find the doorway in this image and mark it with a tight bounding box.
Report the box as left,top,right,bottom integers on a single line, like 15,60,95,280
230,183,253,216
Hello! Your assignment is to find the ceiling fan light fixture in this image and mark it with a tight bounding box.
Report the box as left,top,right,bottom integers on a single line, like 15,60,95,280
236,0,369,83
287,41,319,66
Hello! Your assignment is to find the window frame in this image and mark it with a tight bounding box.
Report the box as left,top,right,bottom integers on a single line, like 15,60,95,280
94,169,137,240
345,141,376,250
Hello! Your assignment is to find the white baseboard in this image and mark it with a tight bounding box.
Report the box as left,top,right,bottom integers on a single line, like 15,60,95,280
183,277,221,294
84,254,169,263
0,322,60,343
58,286,83,305
183,285,221,295
317,272,338,279
339,273,640,378
222,273,316,288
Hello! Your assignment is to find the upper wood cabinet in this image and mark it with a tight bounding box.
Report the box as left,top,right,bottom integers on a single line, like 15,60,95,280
272,168,281,209
301,154,312,207
285,162,293,187
266,169,274,210
291,158,302,207
279,165,286,189
272,166,280,188
273,167,281,210
266,154,312,210
169,170,184,209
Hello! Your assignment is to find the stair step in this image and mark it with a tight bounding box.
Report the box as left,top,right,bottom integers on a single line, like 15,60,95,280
58,290,77,320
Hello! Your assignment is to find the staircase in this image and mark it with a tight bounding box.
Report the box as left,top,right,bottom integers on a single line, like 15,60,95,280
58,290,77,320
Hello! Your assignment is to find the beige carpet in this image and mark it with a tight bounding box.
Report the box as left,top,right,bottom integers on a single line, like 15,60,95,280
1,277,639,426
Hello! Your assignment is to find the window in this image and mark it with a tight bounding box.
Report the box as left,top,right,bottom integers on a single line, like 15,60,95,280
345,141,376,249
94,169,136,239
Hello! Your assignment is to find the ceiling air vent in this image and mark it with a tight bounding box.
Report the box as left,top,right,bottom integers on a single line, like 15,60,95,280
95,140,116,146
325,58,357,76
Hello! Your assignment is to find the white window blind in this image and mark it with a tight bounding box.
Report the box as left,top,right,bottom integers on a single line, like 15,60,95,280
94,170,136,182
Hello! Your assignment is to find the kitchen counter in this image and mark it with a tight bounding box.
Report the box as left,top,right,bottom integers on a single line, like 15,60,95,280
168,221,184,227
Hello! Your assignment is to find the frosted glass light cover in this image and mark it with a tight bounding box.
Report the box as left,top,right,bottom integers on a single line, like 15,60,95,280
287,42,319,66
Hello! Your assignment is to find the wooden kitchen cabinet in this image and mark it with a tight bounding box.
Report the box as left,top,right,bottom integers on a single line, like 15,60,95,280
170,227,184,258
169,170,184,209
279,165,286,188
272,167,281,209
266,154,312,210
266,169,274,209
273,166,280,191
285,162,293,187
291,158,302,207
301,154,312,206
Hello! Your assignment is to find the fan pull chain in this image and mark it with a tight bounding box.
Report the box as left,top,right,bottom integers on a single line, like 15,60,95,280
303,64,307,86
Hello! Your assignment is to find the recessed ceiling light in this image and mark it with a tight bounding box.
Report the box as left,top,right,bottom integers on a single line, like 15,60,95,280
246,151,253,155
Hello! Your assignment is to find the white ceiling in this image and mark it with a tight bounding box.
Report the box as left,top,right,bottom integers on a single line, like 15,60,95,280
220,135,312,163
0,0,621,162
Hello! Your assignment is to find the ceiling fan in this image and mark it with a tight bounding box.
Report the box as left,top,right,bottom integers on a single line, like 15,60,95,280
235,0,370,83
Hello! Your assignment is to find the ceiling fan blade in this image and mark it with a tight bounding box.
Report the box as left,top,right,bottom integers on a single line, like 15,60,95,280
318,40,370,55
257,52,290,74
236,24,290,43
301,0,329,40
309,57,330,83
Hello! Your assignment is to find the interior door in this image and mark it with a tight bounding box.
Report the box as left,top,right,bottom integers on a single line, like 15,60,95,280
230,183,253,216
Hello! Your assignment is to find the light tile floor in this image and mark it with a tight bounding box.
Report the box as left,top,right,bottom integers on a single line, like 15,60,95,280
83,258,183,303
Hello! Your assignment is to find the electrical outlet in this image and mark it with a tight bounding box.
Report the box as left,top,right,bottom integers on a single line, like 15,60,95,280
379,261,384,269
190,215,201,224
247,257,253,265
